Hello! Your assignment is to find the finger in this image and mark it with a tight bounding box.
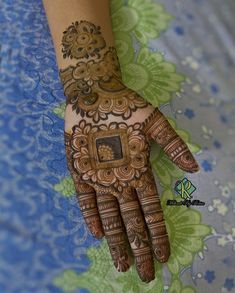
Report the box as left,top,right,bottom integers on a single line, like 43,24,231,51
97,192,131,273
118,187,155,283
143,109,199,173
75,182,105,239
64,131,104,238
135,169,170,263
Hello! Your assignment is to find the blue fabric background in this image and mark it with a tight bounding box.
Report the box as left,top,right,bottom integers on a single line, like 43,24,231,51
0,0,235,292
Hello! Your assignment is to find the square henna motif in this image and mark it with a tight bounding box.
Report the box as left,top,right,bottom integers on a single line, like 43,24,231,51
88,129,130,169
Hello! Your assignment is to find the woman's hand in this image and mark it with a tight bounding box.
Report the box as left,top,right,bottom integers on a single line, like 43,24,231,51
42,4,199,280
62,44,199,282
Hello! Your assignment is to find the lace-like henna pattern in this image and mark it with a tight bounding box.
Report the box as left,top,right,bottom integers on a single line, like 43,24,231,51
62,21,106,59
143,109,200,172
70,120,150,195
59,48,148,122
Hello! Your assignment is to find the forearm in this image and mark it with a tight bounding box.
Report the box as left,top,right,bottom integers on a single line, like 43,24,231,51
43,0,115,69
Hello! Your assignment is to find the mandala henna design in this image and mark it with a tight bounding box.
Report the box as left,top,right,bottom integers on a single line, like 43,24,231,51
143,109,200,173
62,21,106,59
70,120,150,195
59,47,148,122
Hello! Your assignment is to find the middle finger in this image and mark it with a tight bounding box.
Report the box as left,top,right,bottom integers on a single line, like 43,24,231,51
118,186,155,283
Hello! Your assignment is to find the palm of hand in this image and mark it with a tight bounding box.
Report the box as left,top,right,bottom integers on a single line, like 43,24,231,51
64,85,199,282
59,19,199,283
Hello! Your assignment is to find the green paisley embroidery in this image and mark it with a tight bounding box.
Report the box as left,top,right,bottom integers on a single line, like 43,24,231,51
168,279,196,293
150,118,201,187
54,240,164,293
111,0,172,44
54,177,75,197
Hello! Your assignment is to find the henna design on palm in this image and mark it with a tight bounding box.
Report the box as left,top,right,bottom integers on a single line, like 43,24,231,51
64,111,199,282
61,21,200,283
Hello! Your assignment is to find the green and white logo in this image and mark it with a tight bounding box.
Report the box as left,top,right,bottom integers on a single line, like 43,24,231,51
174,178,196,199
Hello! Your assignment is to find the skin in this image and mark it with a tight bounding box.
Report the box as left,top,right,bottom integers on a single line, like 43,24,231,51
43,0,200,283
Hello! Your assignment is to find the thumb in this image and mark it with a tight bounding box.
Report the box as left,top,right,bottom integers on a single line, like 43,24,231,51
143,109,200,173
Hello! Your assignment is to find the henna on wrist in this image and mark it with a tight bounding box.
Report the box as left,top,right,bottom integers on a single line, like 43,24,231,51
59,20,149,122
61,20,106,60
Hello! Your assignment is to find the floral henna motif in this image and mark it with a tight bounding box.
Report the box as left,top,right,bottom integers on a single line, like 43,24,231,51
59,47,148,122
143,109,200,172
61,20,106,59
60,21,149,121
70,120,150,195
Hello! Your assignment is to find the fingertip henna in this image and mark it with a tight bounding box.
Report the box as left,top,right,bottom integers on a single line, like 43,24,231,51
143,108,199,173
136,255,155,283
174,150,200,173
118,187,155,283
